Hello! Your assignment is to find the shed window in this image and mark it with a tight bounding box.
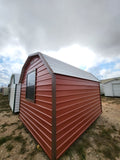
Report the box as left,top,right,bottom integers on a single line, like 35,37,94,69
26,71,36,101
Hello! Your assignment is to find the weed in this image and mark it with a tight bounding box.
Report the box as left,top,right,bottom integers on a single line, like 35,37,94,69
4,114,11,117
37,144,43,152
95,127,120,160
76,145,86,160
13,135,27,154
111,125,117,131
14,135,24,142
102,147,116,160
20,137,26,154
20,143,26,154
63,148,72,158
0,136,12,146
29,150,37,157
100,128,113,138
1,122,18,128
28,146,41,160
1,123,8,128
17,123,24,130
6,143,14,151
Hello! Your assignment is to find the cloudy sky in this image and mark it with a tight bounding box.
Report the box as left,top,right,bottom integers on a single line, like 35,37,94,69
0,0,120,86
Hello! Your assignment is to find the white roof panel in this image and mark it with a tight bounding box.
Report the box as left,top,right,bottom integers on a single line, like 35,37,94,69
14,74,20,84
42,54,98,82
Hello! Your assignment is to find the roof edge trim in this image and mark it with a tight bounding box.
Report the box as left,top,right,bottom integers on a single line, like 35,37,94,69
19,52,53,83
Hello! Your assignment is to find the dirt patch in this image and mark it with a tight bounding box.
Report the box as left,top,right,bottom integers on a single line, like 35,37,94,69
0,94,120,160
101,96,120,128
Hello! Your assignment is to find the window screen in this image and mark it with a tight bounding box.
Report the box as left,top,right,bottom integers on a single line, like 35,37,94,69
26,71,36,101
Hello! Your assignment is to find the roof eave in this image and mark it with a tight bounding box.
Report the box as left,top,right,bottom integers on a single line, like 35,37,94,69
19,52,53,83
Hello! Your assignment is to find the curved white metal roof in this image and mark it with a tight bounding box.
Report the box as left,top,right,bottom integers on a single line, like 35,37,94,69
42,54,98,82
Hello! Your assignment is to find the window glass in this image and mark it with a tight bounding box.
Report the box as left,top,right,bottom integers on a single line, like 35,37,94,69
26,71,35,101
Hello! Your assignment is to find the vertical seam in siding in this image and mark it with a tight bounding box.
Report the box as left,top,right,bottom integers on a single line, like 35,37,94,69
19,84,22,117
52,74,56,160
13,84,17,113
34,69,37,102
18,84,21,112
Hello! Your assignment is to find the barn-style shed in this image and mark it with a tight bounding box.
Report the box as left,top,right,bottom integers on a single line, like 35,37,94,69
9,74,21,113
100,77,120,97
19,52,102,160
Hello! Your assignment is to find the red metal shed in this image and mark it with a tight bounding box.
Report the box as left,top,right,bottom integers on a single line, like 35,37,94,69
19,52,102,160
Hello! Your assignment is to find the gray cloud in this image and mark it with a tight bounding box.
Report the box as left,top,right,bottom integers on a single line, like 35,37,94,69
0,0,120,56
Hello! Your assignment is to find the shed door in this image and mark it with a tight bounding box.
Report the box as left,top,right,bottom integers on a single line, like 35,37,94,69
9,84,15,111
112,83,120,97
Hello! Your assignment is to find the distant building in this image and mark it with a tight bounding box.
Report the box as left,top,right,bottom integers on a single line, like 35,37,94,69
9,74,21,113
2,87,8,95
0,87,2,93
100,77,120,97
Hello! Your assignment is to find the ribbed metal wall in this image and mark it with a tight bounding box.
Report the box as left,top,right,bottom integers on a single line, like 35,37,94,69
56,74,101,159
9,84,15,111
15,84,21,113
19,56,52,159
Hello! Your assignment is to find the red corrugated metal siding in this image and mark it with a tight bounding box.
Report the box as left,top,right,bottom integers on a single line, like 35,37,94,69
19,56,52,159
56,74,101,159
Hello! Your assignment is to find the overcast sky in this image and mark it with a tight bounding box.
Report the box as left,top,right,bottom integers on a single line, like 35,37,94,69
0,0,120,86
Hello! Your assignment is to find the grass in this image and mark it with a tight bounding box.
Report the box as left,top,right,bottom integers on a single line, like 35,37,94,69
101,95,120,104
14,135,24,142
61,132,91,160
1,123,9,128
0,136,13,146
0,134,27,154
28,145,44,160
0,94,27,155
29,148,39,157
6,144,14,151
1,122,18,128
17,123,24,130
20,141,26,154
13,135,27,154
111,125,117,131
94,127,120,160
1,122,19,133
74,144,86,160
